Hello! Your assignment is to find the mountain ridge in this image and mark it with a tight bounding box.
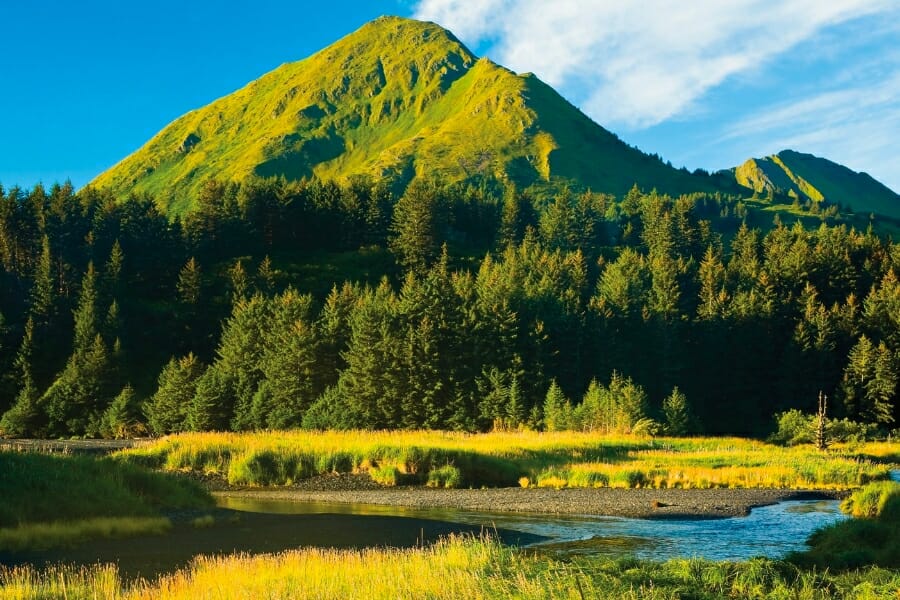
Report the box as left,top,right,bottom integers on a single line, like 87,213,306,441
730,149,899,218
92,16,715,213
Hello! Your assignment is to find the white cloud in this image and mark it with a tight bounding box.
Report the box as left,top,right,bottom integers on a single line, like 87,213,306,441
414,0,895,129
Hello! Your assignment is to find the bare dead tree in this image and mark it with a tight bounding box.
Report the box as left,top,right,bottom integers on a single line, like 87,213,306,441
815,390,829,451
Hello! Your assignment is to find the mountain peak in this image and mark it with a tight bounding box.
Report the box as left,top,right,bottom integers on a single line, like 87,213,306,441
93,17,711,213
732,149,899,218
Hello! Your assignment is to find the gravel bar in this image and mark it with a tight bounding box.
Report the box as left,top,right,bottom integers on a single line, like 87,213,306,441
216,475,846,519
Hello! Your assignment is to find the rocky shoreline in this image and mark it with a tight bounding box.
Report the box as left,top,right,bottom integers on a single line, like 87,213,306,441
215,473,847,519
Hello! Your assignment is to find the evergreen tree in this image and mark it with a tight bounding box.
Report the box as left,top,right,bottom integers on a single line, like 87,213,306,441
539,192,577,252
477,367,510,430
543,380,572,431
332,283,402,428
228,259,249,304
145,354,205,435
497,187,534,248
0,319,44,436
840,335,897,425
104,239,124,297
218,295,278,430
30,235,54,322
662,386,691,435
42,264,116,435
257,255,276,296
251,292,319,429
176,257,202,306
697,245,728,320
101,384,144,438
188,365,236,431
389,181,444,273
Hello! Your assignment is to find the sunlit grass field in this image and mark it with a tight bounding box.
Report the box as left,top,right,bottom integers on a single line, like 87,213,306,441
117,431,898,490
3,535,899,600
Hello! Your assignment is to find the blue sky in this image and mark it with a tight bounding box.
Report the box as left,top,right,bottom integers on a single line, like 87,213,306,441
2,0,898,192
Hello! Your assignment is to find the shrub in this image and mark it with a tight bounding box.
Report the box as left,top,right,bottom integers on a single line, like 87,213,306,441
370,465,402,486
427,465,463,488
769,409,814,445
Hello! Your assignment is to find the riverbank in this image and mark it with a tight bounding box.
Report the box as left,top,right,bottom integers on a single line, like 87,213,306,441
215,473,846,519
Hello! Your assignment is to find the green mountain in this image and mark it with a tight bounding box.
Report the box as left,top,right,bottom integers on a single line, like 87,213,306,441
93,16,715,214
731,149,900,219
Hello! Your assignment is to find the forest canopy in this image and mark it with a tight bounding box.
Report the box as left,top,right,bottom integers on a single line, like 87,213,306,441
0,177,897,438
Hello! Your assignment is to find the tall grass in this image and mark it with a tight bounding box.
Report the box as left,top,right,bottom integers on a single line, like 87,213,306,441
0,452,211,528
117,430,896,490
792,481,900,569
3,536,899,599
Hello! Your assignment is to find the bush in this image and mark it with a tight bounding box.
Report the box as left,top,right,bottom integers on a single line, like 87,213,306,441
370,465,402,486
770,410,879,445
769,410,814,445
427,465,463,488
827,418,876,443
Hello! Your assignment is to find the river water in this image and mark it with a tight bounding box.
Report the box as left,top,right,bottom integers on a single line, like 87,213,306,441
1,496,847,580
218,496,847,562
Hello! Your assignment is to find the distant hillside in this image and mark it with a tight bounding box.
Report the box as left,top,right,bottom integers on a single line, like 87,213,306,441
731,150,900,219
92,16,715,214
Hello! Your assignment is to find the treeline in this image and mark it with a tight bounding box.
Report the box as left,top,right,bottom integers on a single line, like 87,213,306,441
0,177,896,437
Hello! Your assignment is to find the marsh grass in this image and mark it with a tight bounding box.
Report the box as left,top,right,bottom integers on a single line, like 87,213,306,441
3,536,899,599
117,431,896,490
793,482,900,569
426,465,463,488
0,517,171,551
841,481,900,520
0,452,211,528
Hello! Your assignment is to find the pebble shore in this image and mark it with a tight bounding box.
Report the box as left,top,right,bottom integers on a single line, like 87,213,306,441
216,473,846,519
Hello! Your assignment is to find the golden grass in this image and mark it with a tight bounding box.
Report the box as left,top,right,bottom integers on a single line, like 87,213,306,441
3,535,900,599
116,431,897,490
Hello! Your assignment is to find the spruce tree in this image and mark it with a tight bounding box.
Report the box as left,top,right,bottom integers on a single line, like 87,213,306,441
228,259,249,304
30,235,54,322
145,354,205,435
543,380,572,431
101,384,143,438
389,180,444,274
662,386,690,436
0,319,44,437
252,294,319,429
188,365,236,431
43,264,115,436
176,257,202,306
257,255,276,296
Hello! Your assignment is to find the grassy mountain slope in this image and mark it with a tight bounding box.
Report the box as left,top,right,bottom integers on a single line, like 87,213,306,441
732,150,900,218
93,16,713,214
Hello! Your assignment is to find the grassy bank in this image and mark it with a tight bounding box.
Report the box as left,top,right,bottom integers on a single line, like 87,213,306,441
792,481,900,569
117,430,896,489
0,452,211,550
3,535,899,599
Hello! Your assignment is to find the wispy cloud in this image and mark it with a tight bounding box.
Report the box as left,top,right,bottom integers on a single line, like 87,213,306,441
414,0,893,128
